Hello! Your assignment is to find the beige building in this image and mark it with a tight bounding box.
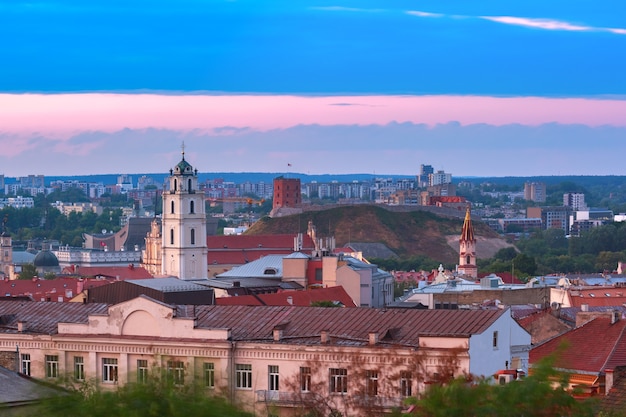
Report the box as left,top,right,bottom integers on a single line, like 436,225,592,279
1,297,530,416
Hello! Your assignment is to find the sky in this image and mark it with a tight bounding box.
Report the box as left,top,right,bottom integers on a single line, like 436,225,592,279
1,0,626,177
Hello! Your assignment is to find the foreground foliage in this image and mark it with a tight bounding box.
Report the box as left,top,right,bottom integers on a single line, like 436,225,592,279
22,376,253,417
403,358,599,417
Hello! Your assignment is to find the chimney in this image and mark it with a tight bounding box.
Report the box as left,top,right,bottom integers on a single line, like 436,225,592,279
273,328,283,342
17,321,26,333
612,310,620,324
287,296,293,305
606,368,615,394
581,304,589,312
321,330,329,344
369,332,379,345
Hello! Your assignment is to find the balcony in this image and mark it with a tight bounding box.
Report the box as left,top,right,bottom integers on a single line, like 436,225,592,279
255,390,315,406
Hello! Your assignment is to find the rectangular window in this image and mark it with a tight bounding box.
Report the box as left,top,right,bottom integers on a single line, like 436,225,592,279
45,355,59,378
366,370,378,396
400,371,412,397
300,367,311,392
493,331,499,349
21,354,31,376
167,360,185,385
74,356,85,381
236,364,252,389
102,358,118,383
137,359,149,383
329,368,347,394
269,365,279,392
315,268,322,282
203,362,215,388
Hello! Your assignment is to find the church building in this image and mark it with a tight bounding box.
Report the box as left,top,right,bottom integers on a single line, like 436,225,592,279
160,148,208,280
457,206,478,278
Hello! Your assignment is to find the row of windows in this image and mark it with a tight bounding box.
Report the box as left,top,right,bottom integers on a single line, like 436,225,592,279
169,228,196,245
170,200,197,214
23,355,215,388
24,355,415,396
237,364,413,397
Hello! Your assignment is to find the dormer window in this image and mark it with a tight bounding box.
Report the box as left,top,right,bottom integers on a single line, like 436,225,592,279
263,268,278,275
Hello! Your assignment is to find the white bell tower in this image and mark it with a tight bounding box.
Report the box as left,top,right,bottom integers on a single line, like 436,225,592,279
161,145,208,280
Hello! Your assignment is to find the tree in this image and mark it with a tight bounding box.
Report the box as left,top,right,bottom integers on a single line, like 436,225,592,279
24,373,253,417
408,355,598,417
18,263,38,280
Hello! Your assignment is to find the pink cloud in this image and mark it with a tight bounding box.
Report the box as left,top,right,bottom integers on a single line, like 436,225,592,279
1,94,626,139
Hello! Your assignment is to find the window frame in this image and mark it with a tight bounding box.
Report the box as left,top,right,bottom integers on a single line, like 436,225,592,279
102,357,118,384
268,365,279,392
45,355,59,378
400,371,413,397
167,360,185,385
203,362,215,388
300,366,311,392
21,353,31,376
74,356,85,381
235,364,252,389
366,370,379,397
137,359,149,383
329,368,348,394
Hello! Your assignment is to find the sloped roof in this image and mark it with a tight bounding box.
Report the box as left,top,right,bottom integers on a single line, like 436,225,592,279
216,255,285,279
530,317,626,374
568,287,626,307
216,286,357,308
207,234,315,250
0,366,60,405
0,300,109,334
190,305,506,345
343,242,397,259
0,299,506,345
207,234,316,265
64,265,153,280
0,277,111,302
129,278,210,293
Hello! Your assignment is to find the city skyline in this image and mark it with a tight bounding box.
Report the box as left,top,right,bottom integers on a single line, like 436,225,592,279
1,1,625,177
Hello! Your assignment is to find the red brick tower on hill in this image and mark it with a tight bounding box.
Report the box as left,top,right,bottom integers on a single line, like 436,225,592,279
272,177,301,210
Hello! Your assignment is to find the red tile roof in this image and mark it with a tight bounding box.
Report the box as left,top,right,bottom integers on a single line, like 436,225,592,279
216,286,356,307
0,278,112,302
207,234,316,265
530,316,626,373
568,288,626,308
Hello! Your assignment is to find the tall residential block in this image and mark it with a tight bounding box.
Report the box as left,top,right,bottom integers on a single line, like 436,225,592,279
524,182,546,203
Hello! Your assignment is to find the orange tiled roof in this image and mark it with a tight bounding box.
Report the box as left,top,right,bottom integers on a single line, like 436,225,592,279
530,317,626,374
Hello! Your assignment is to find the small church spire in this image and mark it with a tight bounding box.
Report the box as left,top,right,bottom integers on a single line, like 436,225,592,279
460,205,475,243
458,205,477,278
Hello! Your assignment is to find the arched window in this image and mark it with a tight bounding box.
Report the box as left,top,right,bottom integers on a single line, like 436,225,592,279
466,255,471,264
190,200,195,214
190,228,195,245
188,179,192,192
170,229,174,245
173,179,177,191
171,201,175,214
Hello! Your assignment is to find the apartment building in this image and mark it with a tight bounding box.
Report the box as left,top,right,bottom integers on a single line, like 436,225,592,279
0,297,530,416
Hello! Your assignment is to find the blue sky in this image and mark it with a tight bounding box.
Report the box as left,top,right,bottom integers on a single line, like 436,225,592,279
1,1,626,176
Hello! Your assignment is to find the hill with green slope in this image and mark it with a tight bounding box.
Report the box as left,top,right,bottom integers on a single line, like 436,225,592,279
246,205,507,264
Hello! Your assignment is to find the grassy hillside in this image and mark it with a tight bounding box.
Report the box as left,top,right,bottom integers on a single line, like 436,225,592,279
246,205,503,264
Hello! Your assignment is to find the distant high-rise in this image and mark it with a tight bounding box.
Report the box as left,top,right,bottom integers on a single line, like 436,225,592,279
418,164,434,187
563,192,587,210
429,170,452,186
524,182,546,203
